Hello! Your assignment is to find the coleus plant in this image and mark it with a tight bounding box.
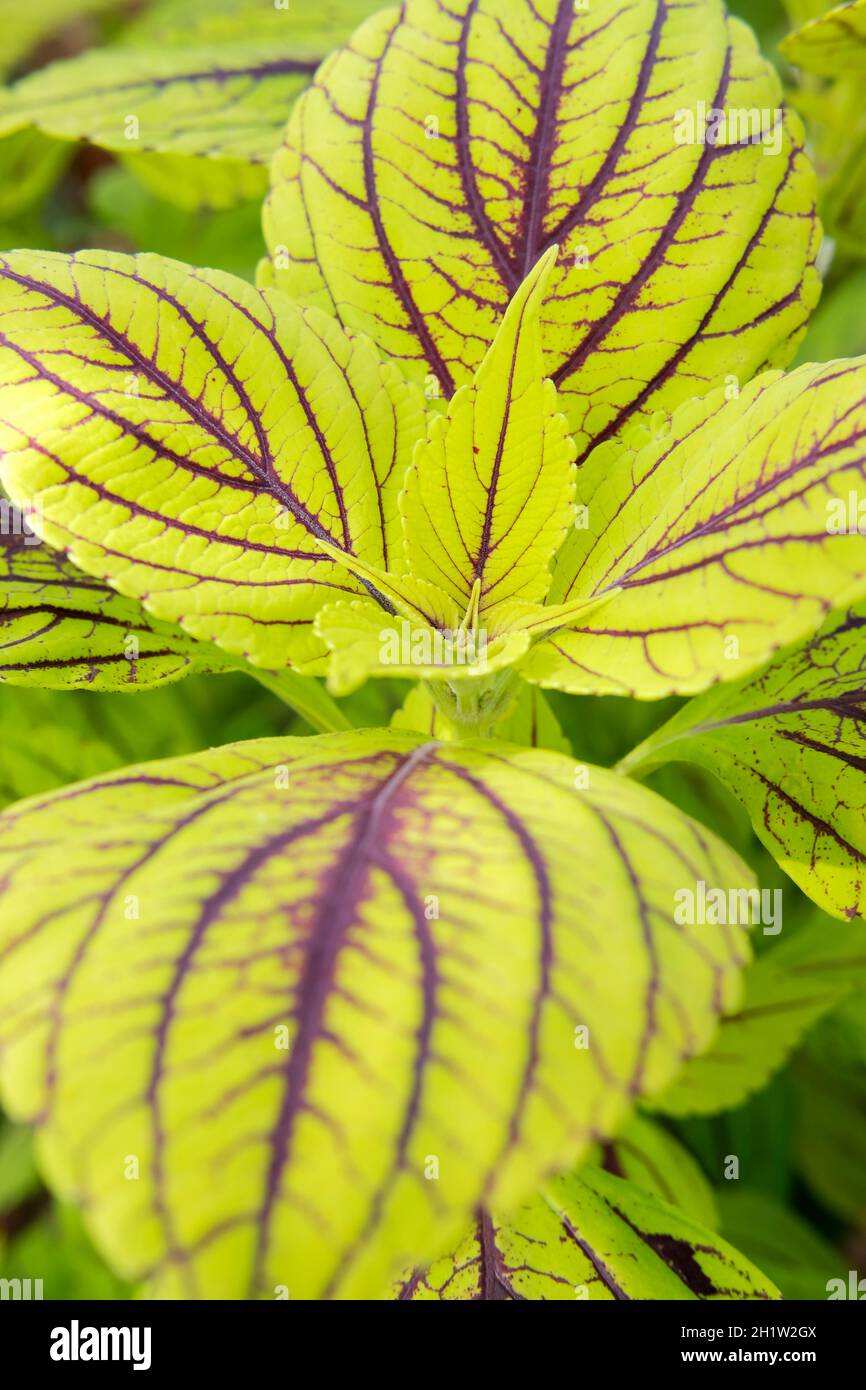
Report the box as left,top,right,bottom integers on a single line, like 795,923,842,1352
0,0,864,1301
781,0,866,260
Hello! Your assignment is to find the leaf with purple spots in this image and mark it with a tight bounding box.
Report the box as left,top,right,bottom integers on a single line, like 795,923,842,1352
397,1166,778,1300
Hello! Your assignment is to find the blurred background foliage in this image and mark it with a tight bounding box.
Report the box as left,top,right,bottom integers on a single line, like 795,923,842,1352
0,0,864,1300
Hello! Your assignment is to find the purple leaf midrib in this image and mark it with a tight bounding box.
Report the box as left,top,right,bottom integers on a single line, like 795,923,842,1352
559,1204,631,1300
148,798,351,1298
250,742,439,1296
321,845,439,1299
20,55,320,112
514,0,573,279
0,601,162,633
472,300,527,590
695,688,866,736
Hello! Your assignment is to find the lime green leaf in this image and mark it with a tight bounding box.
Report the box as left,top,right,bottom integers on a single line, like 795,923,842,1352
519,361,866,699
399,1167,777,1300
0,249,424,672
263,0,819,454
0,730,750,1298
401,248,575,615
784,0,835,24
653,916,866,1116
390,682,467,740
88,164,266,281
124,0,381,50
781,0,866,74
0,1,385,207
620,602,866,918
0,530,226,691
590,1114,719,1229
717,1189,846,1301
0,43,289,157
119,151,267,214
493,684,571,754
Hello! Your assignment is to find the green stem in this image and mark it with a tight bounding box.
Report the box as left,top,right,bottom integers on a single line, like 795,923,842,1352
615,745,656,779
426,668,517,739
616,728,682,779
247,668,352,734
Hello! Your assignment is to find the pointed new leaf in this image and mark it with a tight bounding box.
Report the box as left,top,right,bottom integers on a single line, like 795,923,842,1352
398,1167,777,1300
519,361,866,699
621,602,866,918
781,0,866,75
401,249,575,615
0,250,424,671
262,0,819,454
0,731,750,1298
653,916,866,1116
0,532,225,690
314,597,530,696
